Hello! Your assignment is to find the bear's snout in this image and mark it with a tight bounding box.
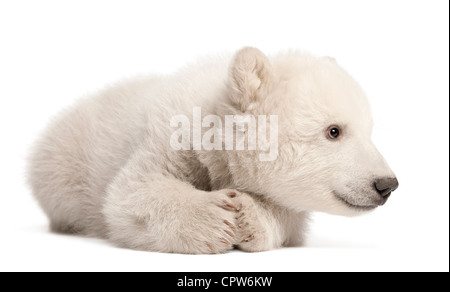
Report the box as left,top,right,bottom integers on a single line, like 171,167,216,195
374,177,399,204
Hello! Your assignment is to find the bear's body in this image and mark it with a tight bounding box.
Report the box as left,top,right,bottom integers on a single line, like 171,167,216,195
28,48,398,253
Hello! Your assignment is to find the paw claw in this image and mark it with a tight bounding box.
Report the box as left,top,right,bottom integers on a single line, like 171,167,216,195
238,222,248,228
243,234,254,242
235,212,245,219
220,237,232,246
223,200,238,211
224,229,235,239
224,220,236,230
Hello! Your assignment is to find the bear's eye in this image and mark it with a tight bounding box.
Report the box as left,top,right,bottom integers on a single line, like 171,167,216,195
327,126,341,140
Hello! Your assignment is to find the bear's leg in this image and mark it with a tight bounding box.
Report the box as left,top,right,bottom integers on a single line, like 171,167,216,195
103,170,250,254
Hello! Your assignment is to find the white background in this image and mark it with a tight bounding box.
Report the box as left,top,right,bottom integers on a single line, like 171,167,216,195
0,0,448,272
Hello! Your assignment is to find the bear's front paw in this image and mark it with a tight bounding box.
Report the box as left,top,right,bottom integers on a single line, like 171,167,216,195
194,189,245,254
233,194,273,252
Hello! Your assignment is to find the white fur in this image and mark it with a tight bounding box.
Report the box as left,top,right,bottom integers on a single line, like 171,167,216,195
28,47,396,254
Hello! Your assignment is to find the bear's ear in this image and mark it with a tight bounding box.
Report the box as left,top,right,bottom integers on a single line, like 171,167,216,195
229,47,274,112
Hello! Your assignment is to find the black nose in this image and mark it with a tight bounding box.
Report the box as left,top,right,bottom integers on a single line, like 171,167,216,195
374,177,399,198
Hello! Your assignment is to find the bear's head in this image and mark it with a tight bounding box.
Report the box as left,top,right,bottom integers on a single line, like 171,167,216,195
219,47,398,216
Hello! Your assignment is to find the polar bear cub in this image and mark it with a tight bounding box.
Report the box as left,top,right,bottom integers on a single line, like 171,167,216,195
28,47,398,254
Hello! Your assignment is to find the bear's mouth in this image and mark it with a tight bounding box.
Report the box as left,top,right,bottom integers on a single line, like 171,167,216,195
333,192,378,211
